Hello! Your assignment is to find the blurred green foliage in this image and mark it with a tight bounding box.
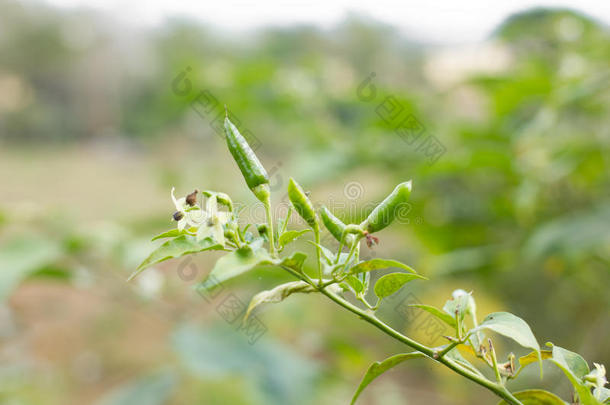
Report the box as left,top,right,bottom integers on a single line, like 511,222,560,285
0,1,609,404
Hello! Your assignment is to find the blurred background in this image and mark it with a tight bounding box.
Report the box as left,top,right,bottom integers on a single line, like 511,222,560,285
1,0,609,404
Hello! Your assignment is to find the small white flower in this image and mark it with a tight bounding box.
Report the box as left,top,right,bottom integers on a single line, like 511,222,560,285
170,188,232,246
585,363,608,393
451,289,477,316
171,187,205,231
196,194,232,245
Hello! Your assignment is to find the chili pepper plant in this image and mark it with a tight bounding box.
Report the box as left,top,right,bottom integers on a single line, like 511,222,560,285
130,112,609,405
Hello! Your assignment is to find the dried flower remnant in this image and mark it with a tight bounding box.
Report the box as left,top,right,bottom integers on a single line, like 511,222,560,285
185,189,199,206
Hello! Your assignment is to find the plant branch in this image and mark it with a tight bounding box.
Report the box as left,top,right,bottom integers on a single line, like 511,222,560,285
337,235,361,267
279,264,523,405
488,339,504,385
263,196,277,257
314,226,323,285
435,340,461,359
278,219,523,405
316,287,523,405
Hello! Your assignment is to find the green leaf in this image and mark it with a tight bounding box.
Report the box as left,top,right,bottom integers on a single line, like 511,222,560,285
409,304,457,328
244,280,316,320
130,235,223,281
344,275,365,294
547,343,598,405
197,245,273,292
520,350,553,367
549,344,590,378
497,389,567,404
515,350,553,378
351,352,426,405
279,251,308,271
195,250,306,295
278,229,311,249
373,272,426,299
349,259,417,275
474,312,541,367
151,228,192,241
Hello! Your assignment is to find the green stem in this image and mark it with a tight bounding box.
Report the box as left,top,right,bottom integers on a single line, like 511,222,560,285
489,339,504,385
456,310,463,340
263,196,277,257
470,307,483,355
336,239,345,261
317,287,522,405
435,340,461,359
357,295,379,311
279,264,523,405
280,209,291,235
339,235,361,267
314,226,322,285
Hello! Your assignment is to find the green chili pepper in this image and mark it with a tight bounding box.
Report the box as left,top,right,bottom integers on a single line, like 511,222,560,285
360,180,412,233
320,205,346,242
287,177,318,229
224,116,270,202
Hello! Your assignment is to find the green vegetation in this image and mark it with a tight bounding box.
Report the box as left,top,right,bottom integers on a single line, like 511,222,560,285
133,114,609,404
0,2,608,404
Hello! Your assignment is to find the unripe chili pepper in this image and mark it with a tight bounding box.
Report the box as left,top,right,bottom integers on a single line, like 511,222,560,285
224,115,270,202
320,205,346,242
360,180,412,233
287,178,318,229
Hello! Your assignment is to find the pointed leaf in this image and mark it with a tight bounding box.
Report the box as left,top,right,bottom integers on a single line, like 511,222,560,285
374,272,426,299
130,236,223,281
474,312,541,364
279,251,308,271
409,304,457,328
244,281,316,321
196,245,273,292
349,259,417,275
151,228,192,241
278,229,311,249
497,389,567,404
549,344,590,378
351,352,426,404
514,350,553,378
519,350,553,368
344,275,365,294
548,344,598,405
195,249,305,293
